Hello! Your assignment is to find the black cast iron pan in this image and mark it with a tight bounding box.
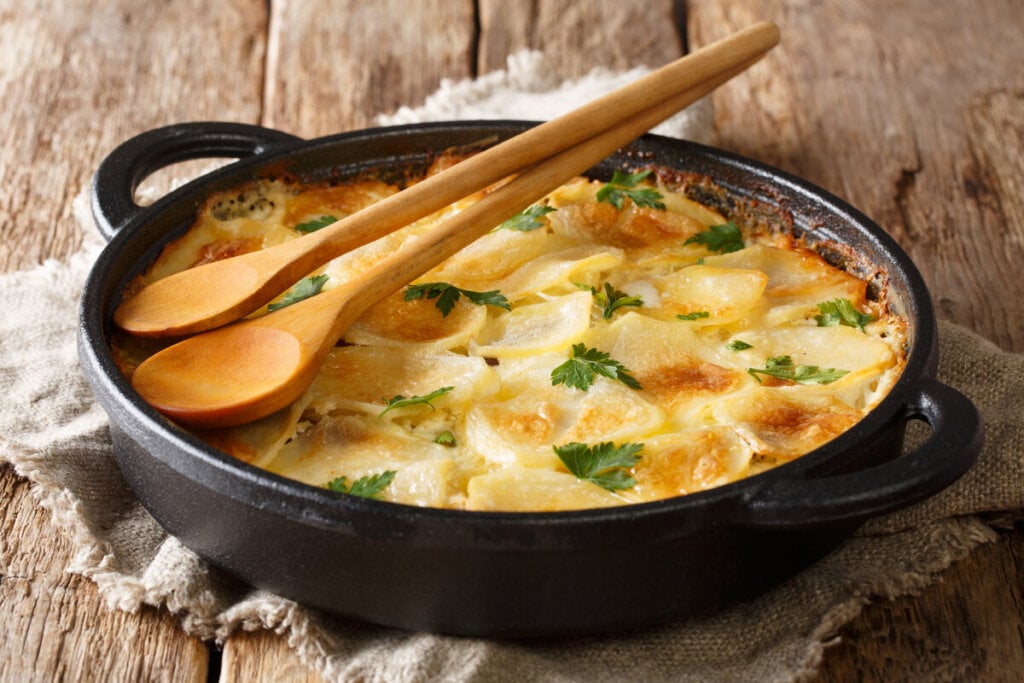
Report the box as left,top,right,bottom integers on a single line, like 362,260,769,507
79,121,982,637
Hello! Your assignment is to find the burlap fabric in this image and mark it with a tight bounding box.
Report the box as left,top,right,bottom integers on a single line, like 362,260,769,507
1,53,1021,682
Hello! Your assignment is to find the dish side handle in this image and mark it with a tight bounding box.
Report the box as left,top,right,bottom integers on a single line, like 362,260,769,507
740,378,983,530
91,121,302,241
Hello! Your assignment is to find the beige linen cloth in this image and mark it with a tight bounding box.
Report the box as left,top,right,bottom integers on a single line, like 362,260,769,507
2,52,1023,682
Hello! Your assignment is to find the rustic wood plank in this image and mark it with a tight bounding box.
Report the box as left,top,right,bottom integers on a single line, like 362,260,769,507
0,1,269,680
0,0,268,271
688,1,1024,680
688,0,1024,352
0,467,209,681
220,631,326,683
959,88,1024,343
478,0,684,77
262,0,477,137
819,526,1024,681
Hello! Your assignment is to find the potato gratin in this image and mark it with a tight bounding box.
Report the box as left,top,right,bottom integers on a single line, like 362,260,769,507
114,157,907,511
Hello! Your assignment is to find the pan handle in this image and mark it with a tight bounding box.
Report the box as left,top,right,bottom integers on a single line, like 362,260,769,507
739,378,982,530
91,121,303,241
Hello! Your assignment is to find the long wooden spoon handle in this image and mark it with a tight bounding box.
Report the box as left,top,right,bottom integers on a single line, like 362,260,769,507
114,21,779,337
302,20,780,257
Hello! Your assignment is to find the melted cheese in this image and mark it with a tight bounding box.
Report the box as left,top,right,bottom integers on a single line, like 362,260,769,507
307,346,498,418
709,387,863,463
626,428,754,500
466,466,627,511
344,289,488,351
464,358,664,470
583,313,746,422
115,164,908,512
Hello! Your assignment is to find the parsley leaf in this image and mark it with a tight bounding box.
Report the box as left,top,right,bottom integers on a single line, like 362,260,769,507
500,205,555,231
815,298,874,332
404,282,510,317
294,215,338,233
379,386,454,417
596,170,666,210
434,430,456,447
591,282,643,319
748,355,849,385
551,343,642,391
684,222,744,254
726,339,754,351
554,441,643,491
325,470,396,499
267,274,329,311
676,311,710,321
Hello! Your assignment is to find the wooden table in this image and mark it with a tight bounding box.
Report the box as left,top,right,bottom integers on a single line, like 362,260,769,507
2,1,1021,680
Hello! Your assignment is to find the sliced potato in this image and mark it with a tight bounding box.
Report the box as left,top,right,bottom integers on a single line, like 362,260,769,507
309,347,498,417
646,264,768,324
264,414,455,507
466,466,626,511
469,290,592,358
705,244,867,304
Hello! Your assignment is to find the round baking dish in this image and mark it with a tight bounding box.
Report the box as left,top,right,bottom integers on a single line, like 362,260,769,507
79,121,982,637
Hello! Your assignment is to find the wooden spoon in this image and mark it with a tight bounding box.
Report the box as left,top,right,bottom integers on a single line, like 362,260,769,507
114,21,780,338
131,43,775,428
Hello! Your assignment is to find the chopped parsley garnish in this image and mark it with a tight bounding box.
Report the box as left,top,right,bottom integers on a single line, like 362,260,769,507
434,430,456,447
325,470,396,499
554,441,643,491
379,386,454,417
684,221,744,254
815,298,873,332
267,274,329,311
748,355,849,385
590,282,643,319
676,311,710,321
500,204,555,231
551,343,642,391
404,282,510,317
596,170,666,210
294,215,338,233
727,339,754,351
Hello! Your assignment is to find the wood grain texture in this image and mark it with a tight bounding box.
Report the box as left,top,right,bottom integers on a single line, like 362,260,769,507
262,0,476,137
819,525,1024,681
0,467,208,682
0,0,266,680
0,0,267,271
220,631,325,683
478,0,684,76
688,0,1024,352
